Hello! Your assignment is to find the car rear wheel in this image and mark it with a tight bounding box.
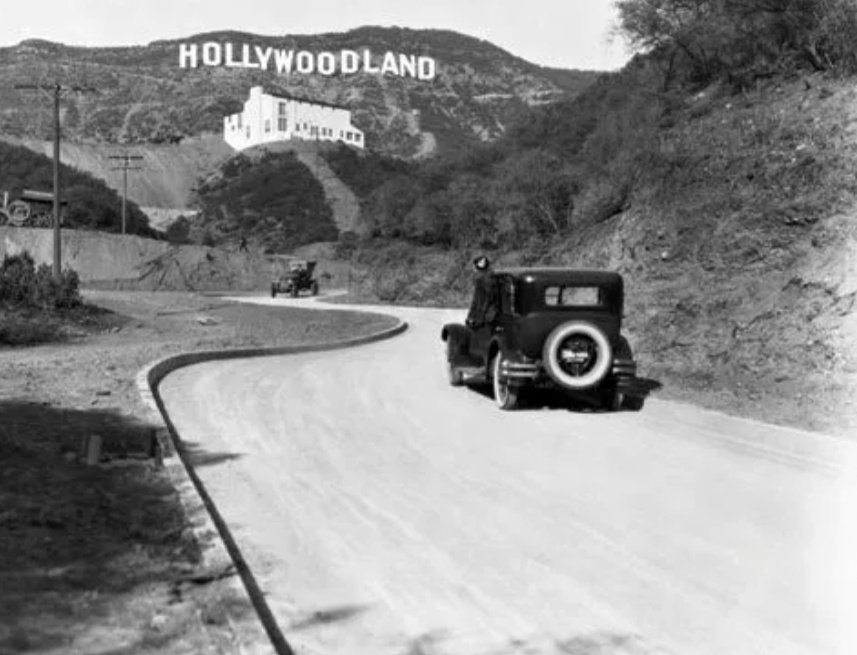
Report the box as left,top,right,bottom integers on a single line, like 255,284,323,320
492,352,519,410
543,322,612,391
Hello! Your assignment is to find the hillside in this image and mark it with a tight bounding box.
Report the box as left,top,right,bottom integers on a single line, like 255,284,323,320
2,134,233,211
330,69,857,436
0,141,156,236
0,28,599,159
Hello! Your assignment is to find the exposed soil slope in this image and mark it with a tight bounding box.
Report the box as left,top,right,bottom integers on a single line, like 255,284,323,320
0,226,279,291
3,134,233,210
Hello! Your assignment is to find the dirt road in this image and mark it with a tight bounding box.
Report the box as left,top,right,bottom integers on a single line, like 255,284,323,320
158,295,857,655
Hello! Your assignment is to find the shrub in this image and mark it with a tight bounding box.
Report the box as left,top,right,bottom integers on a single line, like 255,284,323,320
0,252,82,310
0,310,62,345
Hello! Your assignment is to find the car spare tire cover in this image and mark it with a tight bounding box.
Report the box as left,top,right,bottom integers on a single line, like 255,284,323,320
542,321,613,390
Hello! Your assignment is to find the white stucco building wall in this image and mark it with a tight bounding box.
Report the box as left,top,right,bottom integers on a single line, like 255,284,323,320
223,86,364,151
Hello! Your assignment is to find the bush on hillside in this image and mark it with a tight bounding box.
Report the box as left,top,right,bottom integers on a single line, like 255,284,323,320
195,151,337,252
0,142,156,237
165,215,192,244
0,252,82,310
616,0,857,88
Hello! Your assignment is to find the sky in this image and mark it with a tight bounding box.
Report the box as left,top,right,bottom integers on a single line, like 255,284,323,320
1,0,633,71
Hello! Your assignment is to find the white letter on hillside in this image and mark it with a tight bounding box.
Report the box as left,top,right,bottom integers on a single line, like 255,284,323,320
417,56,436,80
341,50,359,74
318,52,336,75
202,42,222,66
296,51,314,73
274,49,295,74
240,43,256,67
178,43,197,68
381,51,399,76
398,53,416,78
363,49,380,74
225,43,239,67
255,45,273,70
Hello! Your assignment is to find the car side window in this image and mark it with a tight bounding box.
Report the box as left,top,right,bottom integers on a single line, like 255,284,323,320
544,285,603,307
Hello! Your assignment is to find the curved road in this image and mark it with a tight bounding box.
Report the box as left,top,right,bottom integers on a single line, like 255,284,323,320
159,295,857,655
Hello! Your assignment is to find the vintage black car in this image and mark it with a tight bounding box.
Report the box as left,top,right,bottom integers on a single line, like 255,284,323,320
271,259,319,298
441,268,643,411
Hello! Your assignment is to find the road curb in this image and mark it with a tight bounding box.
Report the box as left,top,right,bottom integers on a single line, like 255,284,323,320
135,319,408,655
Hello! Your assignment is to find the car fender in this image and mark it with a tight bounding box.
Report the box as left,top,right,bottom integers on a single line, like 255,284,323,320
441,323,473,363
441,322,471,343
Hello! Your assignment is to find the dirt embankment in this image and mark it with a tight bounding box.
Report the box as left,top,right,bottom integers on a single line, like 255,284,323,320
0,226,291,292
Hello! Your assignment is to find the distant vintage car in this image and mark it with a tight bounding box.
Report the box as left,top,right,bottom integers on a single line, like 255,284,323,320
441,268,644,411
271,259,319,298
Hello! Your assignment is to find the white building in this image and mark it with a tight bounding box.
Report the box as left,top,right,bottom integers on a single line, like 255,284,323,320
223,86,364,151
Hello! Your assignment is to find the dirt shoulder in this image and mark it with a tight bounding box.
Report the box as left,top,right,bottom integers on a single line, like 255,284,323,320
0,290,397,655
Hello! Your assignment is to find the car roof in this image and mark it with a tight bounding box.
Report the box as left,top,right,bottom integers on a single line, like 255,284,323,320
495,267,623,287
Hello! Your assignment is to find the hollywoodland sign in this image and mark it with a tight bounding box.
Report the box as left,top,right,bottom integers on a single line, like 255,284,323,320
179,42,437,80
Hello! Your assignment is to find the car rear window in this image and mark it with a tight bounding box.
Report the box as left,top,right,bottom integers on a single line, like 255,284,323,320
544,285,604,307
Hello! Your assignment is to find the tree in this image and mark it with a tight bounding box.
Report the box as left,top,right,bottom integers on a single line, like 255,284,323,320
616,0,857,83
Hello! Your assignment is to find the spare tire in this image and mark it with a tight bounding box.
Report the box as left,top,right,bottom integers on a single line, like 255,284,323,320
542,322,612,390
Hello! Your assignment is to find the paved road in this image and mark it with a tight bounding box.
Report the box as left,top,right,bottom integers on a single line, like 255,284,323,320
159,294,857,655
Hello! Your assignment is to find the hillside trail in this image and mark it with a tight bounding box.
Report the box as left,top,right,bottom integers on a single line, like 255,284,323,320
242,140,362,235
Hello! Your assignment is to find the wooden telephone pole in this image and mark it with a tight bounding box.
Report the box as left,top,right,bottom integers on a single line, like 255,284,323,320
108,153,143,235
14,82,96,280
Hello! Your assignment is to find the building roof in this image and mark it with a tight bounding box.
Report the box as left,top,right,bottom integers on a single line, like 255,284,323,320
21,189,67,204
261,87,349,111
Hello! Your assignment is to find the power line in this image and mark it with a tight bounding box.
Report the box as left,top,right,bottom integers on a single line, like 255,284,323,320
108,153,144,235
14,82,97,280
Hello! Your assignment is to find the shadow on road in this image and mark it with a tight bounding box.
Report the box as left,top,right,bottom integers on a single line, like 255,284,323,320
465,377,664,413
289,603,371,631
398,630,651,655
0,399,254,653
181,440,244,469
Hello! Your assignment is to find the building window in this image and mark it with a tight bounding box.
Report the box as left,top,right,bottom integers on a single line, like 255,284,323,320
278,117,287,131
237,115,242,128
354,133,362,142
264,120,270,133
278,102,287,116
246,126,250,139
295,124,300,132
346,132,352,141
339,130,343,138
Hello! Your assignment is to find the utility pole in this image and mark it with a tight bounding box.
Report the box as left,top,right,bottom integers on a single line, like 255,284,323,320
108,153,143,235
15,82,96,280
